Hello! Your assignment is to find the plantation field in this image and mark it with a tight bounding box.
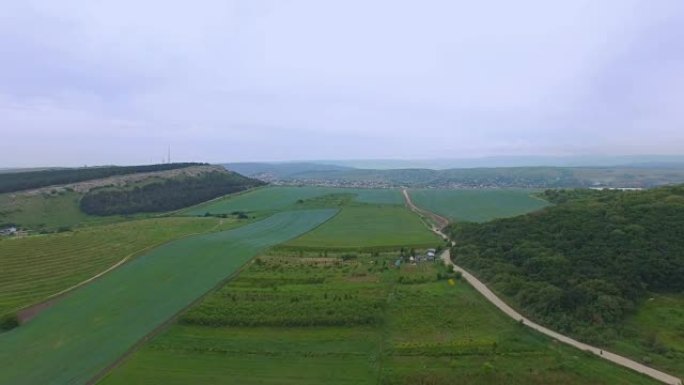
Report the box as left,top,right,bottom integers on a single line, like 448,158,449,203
101,253,658,385
182,186,403,216
0,191,130,230
409,188,549,222
0,209,336,385
0,217,241,317
285,205,441,250
608,293,684,379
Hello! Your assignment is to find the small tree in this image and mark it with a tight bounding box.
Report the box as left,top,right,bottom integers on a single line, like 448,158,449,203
0,313,19,331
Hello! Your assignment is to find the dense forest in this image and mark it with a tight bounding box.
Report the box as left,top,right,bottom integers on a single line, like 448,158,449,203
448,186,684,343
80,171,263,215
0,163,203,193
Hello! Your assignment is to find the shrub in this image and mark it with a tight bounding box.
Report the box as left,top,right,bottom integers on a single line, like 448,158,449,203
0,313,19,331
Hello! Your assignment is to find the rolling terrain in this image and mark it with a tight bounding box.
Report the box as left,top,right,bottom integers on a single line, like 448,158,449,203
0,163,203,194
234,162,684,189
100,252,660,385
0,217,241,319
448,186,684,379
1,166,679,385
409,188,549,222
0,210,336,385
284,204,441,250
0,164,262,231
182,186,403,216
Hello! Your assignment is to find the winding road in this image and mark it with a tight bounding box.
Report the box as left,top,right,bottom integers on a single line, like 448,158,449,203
402,189,682,385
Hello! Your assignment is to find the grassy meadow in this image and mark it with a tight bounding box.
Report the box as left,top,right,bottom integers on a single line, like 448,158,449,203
285,205,442,250
0,210,336,385
182,186,403,216
101,252,659,385
409,188,549,222
0,216,242,316
0,190,131,230
607,293,684,379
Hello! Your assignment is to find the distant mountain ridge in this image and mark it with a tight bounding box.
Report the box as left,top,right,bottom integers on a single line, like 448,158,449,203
224,162,353,182
225,161,684,188
316,155,684,170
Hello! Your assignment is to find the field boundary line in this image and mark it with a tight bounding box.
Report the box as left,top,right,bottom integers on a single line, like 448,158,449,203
87,209,339,385
10,218,237,321
163,184,267,217
403,189,682,385
86,253,258,385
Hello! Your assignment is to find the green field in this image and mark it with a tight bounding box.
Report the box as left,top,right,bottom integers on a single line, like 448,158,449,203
0,217,242,316
608,294,684,379
409,188,549,222
285,205,441,250
0,191,132,230
182,186,403,216
0,210,336,385
101,253,658,385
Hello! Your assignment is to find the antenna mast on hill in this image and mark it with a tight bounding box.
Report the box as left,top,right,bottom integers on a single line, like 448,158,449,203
167,145,171,164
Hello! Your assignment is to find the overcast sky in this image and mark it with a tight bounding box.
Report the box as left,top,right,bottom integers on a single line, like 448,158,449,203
1,1,683,167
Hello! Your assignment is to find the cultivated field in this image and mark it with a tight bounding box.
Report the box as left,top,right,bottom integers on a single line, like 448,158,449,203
101,253,658,385
409,188,549,222
0,217,239,317
182,186,403,216
285,205,441,250
0,210,336,385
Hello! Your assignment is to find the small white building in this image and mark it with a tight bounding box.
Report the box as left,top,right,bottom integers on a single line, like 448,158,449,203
0,227,17,236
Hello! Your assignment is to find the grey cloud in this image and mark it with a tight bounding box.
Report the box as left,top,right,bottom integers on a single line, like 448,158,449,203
1,0,683,166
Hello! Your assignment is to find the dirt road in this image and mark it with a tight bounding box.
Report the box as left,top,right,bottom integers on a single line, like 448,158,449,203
402,189,682,385
401,189,449,230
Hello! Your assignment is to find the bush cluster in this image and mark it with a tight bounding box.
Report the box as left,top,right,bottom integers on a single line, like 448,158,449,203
80,171,263,215
449,186,684,342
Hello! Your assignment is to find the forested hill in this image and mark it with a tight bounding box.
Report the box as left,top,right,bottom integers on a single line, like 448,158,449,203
449,186,684,343
0,163,203,193
80,168,264,215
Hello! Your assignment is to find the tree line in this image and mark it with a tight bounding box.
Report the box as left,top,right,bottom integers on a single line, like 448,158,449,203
80,171,263,215
448,186,684,344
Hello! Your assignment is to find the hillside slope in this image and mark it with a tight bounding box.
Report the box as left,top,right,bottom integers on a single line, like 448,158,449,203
0,163,203,193
0,165,263,230
448,186,684,376
80,166,264,215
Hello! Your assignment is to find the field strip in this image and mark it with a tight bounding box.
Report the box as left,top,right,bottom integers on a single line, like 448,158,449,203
403,189,682,385
0,209,337,385
86,247,261,385
9,219,230,320
164,185,266,216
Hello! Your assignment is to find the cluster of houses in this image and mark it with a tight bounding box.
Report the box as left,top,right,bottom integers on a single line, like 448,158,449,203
0,226,17,237
395,248,438,267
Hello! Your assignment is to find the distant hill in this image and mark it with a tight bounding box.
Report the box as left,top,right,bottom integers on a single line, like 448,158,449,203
261,165,684,188
223,162,353,181
80,166,263,215
449,185,684,343
321,155,684,169
0,163,204,194
0,164,263,230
